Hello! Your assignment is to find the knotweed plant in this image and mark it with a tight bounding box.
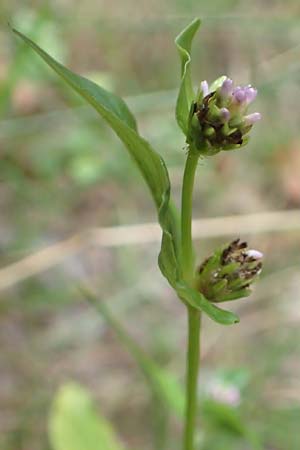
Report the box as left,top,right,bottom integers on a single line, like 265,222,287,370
14,18,263,450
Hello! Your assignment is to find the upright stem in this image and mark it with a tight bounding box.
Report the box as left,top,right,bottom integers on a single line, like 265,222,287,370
181,150,199,282
184,306,201,450
181,149,201,450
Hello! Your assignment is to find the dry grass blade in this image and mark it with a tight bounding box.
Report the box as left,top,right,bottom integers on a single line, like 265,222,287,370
0,210,300,291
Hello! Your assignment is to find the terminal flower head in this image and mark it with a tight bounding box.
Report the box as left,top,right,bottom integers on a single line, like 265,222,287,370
187,77,261,155
196,239,263,303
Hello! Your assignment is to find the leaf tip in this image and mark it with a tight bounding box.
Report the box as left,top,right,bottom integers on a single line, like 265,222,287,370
193,17,201,27
187,17,201,33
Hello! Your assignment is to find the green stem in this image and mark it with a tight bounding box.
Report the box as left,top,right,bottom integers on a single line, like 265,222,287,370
181,150,199,281
184,306,201,450
181,148,201,450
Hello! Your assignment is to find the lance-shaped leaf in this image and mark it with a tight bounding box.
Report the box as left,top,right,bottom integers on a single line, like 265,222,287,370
49,383,125,450
175,18,201,135
13,28,180,287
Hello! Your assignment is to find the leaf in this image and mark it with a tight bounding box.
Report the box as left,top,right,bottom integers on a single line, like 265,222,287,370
175,18,201,135
13,28,180,287
49,383,125,450
82,288,185,418
158,195,181,287
176,282,239,325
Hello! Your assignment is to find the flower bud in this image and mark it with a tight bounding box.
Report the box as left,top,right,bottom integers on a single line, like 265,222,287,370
196,239,263,303
243,112,261,126
187,77,261,155
246,249,263,260
219,78,233,100
219,107,230,123
200,80,209,97
244,87,257,105
232,87,246,105
203,125,216,138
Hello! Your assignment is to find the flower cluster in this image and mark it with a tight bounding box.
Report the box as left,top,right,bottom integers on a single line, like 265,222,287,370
196,239,263,303
187,77,261,155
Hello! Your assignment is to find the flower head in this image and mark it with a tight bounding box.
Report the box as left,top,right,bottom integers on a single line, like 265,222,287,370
187,77,261,155
196,239,263,302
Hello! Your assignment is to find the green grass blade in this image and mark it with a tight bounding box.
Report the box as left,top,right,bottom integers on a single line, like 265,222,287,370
82,287,185,418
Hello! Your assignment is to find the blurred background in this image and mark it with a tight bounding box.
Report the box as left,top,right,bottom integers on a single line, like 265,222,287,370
1,1,300,449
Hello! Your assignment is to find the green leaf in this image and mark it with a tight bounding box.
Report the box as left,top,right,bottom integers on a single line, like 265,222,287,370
175,18,201,135
49,383,125,450
13,28,180,287
158,196,181,287
82,288,185,418
176,282,240,325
